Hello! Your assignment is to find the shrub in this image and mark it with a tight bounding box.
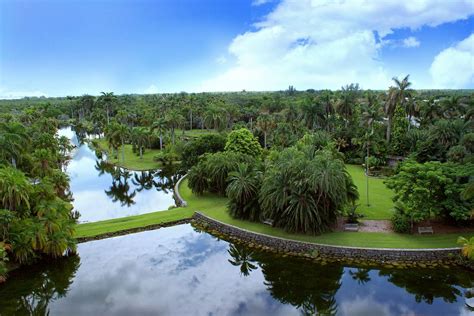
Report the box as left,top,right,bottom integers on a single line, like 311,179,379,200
447,145,467,163
391,209,411,233
225,128,262,157
227,163,262,222
180,134,226,169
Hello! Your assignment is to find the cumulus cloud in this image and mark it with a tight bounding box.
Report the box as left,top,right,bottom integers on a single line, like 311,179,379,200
402,36,420,48
200,0,474,91
430,33,474,88
252,0,272,6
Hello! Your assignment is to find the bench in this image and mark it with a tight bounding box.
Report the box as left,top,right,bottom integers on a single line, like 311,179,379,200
262,219,274,226
344,223,359,232
418,226,434,234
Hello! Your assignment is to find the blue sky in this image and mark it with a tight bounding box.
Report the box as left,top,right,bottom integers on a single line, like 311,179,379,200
0,0,473,98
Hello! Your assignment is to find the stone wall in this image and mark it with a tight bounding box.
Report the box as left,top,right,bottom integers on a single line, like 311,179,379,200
193,212,462,263
173,174,188,207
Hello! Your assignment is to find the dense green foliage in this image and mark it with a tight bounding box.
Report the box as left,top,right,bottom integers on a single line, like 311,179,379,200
386,161,474,223
224,128,262,157
0,116,77,281
181,133,226,169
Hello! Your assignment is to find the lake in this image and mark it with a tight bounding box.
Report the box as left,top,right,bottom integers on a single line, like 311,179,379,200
0,224,472,315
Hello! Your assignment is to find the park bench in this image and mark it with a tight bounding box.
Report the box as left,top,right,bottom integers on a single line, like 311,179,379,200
418,226,434,234
344,223,359,232
262,219,274,226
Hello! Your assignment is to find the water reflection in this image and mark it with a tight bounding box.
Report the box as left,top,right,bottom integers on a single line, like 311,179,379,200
57,127,182,222
0,224,472,316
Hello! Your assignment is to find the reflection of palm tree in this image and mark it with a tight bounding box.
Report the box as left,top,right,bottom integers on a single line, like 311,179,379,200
104,169,137,206
152,166,183,193
227,244,258,277
94,160,115,176
254,252,342,316
132,171,154,192
349,268,371,285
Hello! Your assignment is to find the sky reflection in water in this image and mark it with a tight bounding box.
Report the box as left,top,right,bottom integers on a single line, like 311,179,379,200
57,127,178,223
1,224,472,316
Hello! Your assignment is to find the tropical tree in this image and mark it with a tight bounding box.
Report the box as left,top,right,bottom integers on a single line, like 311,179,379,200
0,122,30,168
224,128,262,157
0,167,31,214
385,75,411,143
98,92,116,125
256,114,275,148
457,236,474,260
131,127,149,159
226,163,262,221
165,109,185,145
151,117,167,150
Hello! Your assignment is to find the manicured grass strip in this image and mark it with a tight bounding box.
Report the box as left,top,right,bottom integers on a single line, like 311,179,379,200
179,179,471,249
346,164,394,220
95,139,162,170
75,208,194,238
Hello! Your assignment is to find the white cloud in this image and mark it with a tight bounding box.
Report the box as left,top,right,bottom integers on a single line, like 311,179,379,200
0,87,48,99
200,0,474,91
216,56,227,64
430,33,474,88
252,0,272,6
402,36,420,48
144,84,159,94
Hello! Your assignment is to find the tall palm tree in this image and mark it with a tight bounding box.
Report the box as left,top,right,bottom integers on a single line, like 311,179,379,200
99,92,116,125
385,75,411,143
204,105,225,131
151,117,167,150
256,114,275,148
165,109,185,145
336,84,359,126
131,127,149,159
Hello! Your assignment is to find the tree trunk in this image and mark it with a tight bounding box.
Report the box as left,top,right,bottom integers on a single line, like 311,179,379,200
171,128,175,145
106,106,110,125
121,141,125,163
366,140,370,207
190,110,193,130
159,132,163,150
139,146,143,159
264,132,267,149
386,116,392,143
11,157,16,168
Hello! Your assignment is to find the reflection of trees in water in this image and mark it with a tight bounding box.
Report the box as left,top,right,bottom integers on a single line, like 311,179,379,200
226,243,342,316
227,244,258,277
95,160,183,206
104,169,136,207
132,171,155,192
0,254,80,316
379,267,473,304
349,268,371,285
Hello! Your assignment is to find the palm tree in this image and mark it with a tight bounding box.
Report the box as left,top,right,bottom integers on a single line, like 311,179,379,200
361,92,383,206
442,96,464,119
0,122,30,168
226,163,261,221
165,109,185,145
32,149,55,178
336,83,359,127
131,127,149,159
256,114,275,148
114,124,130,163
151,117,167,150
99,92,116,125
0,166,31,214
385,75,411,143
204,105,225,131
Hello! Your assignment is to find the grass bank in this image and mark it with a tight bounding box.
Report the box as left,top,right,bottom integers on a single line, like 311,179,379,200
178,179,472,249
95,139,162,170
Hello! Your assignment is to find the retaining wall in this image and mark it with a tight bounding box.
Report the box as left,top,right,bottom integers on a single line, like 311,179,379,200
173,174,188,207
193,212,462,263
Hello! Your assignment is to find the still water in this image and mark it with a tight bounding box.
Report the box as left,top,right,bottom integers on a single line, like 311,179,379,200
57,127,181,223
0,224,472,316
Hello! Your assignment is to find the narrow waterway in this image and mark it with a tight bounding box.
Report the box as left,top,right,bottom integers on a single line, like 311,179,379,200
57,127,181,223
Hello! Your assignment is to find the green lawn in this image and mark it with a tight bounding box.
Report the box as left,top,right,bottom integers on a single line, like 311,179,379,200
95,139,163,170
179,179,471,249
346,164,394,220
75,160,471,248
